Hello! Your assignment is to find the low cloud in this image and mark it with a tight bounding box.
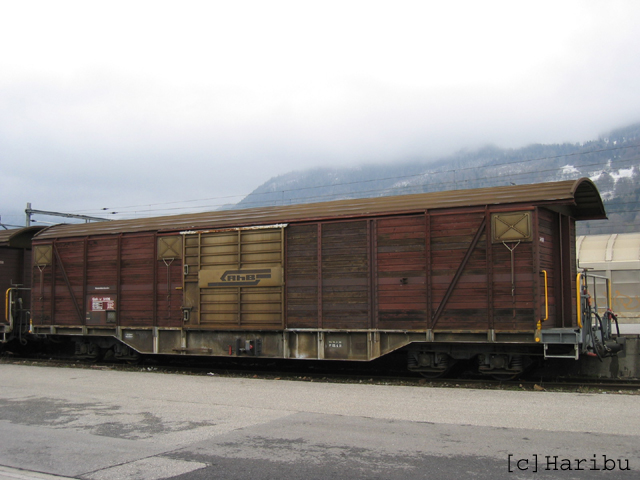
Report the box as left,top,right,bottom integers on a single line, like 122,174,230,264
2,1,640,225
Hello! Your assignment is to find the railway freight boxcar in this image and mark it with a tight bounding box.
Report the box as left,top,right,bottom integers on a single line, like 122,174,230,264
1,226,44,343
28,179,615,377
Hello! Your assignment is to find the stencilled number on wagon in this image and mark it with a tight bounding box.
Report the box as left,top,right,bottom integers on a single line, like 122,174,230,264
328,341,343,348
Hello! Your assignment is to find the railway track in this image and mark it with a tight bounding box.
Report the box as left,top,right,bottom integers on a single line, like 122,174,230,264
2,353,639,394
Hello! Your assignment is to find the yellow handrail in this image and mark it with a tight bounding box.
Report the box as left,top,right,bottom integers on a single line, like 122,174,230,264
535,270,549,343
5,288,11,324
576,272,583,328
541,270,548,323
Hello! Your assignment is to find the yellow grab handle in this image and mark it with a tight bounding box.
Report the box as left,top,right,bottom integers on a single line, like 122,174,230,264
576,273,583,328
541,270,548,323
5,288,11,323
535,270,549,343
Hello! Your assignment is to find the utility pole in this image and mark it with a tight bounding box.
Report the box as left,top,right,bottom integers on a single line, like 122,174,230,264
25,203,111,226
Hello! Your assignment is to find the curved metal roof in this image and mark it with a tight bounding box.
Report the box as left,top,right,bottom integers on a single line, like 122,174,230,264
35,178,606,240
0,226,45,247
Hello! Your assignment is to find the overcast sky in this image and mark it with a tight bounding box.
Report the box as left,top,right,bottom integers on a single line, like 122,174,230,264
2,1,640,226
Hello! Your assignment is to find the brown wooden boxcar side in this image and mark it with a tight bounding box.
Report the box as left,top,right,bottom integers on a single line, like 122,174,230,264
31,234,183,330
285,208,575,334
27,179,606,371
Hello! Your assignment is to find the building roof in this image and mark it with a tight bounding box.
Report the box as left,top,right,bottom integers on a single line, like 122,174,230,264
577,232,640,269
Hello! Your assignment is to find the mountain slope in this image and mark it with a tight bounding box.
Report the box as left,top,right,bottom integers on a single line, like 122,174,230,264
234,123,640,234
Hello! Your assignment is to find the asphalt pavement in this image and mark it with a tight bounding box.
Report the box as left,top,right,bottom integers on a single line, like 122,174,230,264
0,363,638,479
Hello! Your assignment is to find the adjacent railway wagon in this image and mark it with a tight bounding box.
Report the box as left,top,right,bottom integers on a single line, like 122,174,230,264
577,232,640,331
1,227,43,343
18,179,618,376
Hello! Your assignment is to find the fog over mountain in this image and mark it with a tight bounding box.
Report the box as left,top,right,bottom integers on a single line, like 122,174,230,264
4,122,639,235
233,123,640,235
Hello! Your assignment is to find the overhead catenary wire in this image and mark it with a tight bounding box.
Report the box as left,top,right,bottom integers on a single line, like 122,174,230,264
14,141,640,221
74,144,640,217
90,158,640,218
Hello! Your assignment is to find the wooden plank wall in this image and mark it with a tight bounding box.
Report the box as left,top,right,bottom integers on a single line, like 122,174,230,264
376,215,427,329
53,239,85,325
321,221,369,329
287,210,546,332
538,209,557,328
286,224,318,328
537,209,576,328
32,234,183,328
430,212,492,330
490,224,536,331
31,250,53,325
286,221,371,329
121,235,154,327
30,207,569,333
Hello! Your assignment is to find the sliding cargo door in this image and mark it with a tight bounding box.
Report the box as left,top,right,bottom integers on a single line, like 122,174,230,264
321,221,370,329
183,227,285,329
286,220,371,330
375,215,427,330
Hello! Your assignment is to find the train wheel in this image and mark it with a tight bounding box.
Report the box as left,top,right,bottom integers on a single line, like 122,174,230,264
408,352,454,378
126,354,142,365
74,341,102,362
